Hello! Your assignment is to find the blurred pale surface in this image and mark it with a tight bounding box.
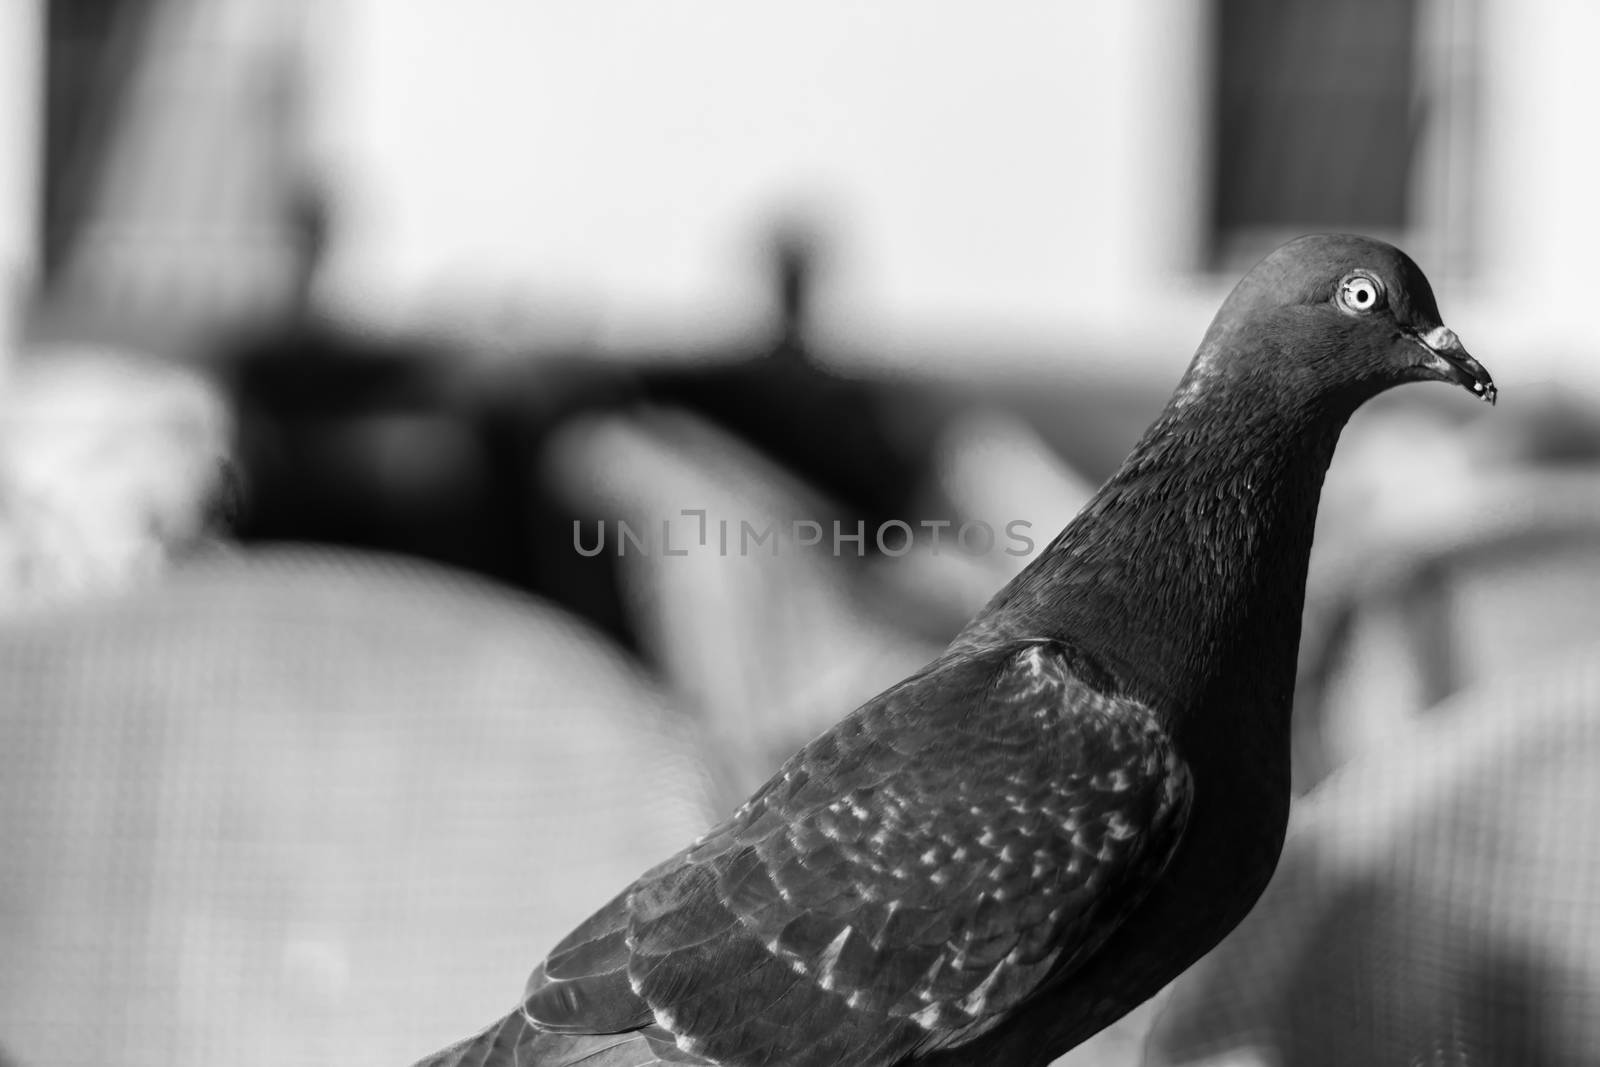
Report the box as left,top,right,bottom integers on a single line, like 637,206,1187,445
1300,402,1600,786
0,549,720,1067
1149,644,1600,1066
0,346,232,614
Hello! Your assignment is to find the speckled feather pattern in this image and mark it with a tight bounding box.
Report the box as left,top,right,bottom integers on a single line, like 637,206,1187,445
496,642,1190,1067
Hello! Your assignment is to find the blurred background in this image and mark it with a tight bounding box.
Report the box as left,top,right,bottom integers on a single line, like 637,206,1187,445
3,1,1600,1065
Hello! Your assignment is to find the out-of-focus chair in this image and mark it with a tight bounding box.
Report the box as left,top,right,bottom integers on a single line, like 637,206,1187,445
0,548,720,1067
546,409,947,807
1296,400,1600,789
1147,642,1600,1066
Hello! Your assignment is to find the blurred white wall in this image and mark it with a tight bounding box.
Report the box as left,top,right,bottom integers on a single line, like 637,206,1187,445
314,0,1212,362
0,0,42,375
309,0,1597,390
1470,0,1600,378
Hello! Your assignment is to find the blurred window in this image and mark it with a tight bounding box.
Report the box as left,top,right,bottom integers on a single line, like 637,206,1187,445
42,0,154,282
1209,0,1479,274
39,0,307,338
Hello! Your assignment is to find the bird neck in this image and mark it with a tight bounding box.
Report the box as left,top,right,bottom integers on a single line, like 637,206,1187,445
959,389,1349,725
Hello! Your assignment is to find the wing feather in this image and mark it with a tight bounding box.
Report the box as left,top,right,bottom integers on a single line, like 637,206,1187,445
517,640,1191,1067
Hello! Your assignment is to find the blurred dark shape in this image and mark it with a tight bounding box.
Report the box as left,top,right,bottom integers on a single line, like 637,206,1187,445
1147,644,1600,1065
771,220,816,357
283,176,330,322
1211,0,1419,261
220,177,635,647
226,326,526,568
223,208,961,656
0,547,721,1067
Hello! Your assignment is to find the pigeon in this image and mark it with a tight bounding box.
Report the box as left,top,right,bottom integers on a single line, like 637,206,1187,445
411,234,1496,1067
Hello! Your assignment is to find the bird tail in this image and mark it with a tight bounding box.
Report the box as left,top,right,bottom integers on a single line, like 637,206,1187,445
410,1010,700,1067
409,1009,537,1067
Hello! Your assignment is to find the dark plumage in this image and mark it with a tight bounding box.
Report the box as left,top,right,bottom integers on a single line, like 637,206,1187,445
412,234,1496,1067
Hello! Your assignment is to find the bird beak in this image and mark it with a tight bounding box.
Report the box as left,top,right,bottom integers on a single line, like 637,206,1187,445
1411,325,1497,405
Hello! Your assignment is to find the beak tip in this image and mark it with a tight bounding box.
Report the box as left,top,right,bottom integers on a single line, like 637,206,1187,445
1416,326,1496,407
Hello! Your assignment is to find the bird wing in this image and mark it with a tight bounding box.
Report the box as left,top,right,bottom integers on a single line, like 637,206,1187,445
520,640,1192,1067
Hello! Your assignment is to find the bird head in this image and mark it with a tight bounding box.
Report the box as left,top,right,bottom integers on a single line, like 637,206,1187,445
1183,234,1496,413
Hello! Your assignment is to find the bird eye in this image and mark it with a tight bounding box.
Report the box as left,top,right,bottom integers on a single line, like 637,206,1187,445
1337,273,1385,314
